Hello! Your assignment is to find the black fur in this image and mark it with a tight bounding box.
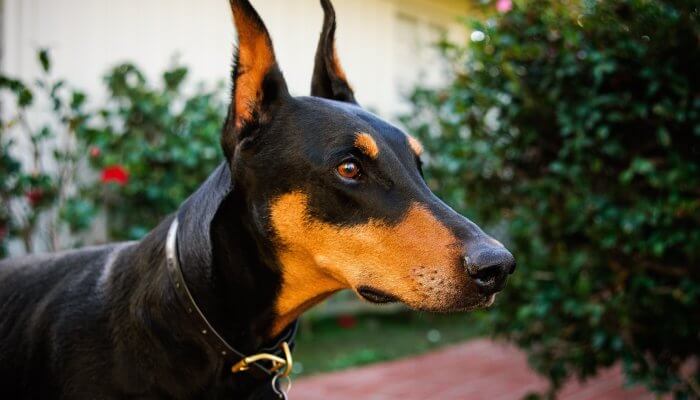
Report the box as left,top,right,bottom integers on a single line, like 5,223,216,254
311,0,357,103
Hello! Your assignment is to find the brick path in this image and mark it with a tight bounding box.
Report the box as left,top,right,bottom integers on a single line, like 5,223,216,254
292,340,655,400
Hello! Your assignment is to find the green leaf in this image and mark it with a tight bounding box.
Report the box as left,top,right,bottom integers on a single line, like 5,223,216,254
38,49,51,73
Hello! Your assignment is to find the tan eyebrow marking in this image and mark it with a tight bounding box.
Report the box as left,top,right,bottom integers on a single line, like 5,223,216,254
407,135,424,156
354,132,379,159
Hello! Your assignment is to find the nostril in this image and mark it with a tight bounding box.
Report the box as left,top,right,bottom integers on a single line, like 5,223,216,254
472,263,508,296
475,264,503,282
464,247,516,295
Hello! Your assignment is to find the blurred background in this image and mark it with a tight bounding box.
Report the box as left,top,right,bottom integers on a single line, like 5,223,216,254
1,0,698,399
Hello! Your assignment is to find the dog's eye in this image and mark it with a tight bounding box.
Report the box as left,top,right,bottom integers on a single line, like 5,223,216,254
337,160,362,180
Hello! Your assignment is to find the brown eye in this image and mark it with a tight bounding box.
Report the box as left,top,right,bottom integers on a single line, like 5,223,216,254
337,160,361,180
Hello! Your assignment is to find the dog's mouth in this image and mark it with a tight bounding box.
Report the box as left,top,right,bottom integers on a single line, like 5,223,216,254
357,286,399,304
356,285,498,311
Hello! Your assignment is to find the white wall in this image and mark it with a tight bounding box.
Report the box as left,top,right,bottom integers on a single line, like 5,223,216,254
2,0,472,117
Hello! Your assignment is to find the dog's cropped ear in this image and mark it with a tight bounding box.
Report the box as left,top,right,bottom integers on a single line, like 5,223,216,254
311,0,357,104
222,0,289,157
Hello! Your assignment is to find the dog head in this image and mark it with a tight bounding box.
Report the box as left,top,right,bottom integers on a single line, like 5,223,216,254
223,0,515,334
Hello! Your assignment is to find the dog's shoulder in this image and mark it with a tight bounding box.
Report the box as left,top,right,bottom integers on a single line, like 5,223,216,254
0,243,129,279
0,242,138,311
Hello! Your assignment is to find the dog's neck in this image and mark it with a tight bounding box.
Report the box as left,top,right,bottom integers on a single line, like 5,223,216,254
109,165,291,397
173,163,282,344
136,162,342,358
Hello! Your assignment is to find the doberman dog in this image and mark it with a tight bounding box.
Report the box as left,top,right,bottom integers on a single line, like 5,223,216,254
0,0,515,398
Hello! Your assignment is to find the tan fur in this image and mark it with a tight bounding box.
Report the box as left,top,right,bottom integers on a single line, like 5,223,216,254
231,8,276,129
331,43,351,86
268,192,476,336
407,135,424,156
354,132,380,159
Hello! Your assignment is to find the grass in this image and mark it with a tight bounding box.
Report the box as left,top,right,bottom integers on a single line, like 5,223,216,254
293,311,489,377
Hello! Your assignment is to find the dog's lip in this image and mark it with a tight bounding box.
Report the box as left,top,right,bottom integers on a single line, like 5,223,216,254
356,287,496,310
357,286,399,304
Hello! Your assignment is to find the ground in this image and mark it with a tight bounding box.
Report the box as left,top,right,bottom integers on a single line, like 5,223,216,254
293,340,657,400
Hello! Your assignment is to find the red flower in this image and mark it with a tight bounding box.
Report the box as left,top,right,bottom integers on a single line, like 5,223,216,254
89,146,101,158
101,165,129,186
26,189,45,207
337,315,357,329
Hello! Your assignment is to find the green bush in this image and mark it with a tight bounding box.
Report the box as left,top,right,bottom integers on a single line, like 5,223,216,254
1,52,226,251
0,50,90,255
80,64,225,240
402,0,699,398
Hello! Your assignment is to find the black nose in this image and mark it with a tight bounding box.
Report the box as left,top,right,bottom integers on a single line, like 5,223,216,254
464,246,516,295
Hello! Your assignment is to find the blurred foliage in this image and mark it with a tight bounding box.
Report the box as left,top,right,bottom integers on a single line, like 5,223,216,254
80,63,225,240
402,0,700,398
0,49,90,255
1,52,226,252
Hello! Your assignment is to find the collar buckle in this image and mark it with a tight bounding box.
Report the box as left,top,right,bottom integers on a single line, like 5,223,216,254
231,341,293,377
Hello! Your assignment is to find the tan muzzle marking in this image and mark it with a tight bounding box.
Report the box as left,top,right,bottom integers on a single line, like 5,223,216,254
268,192,461,335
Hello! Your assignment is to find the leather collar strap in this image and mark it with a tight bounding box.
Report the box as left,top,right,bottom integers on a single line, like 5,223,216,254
165,218,297,377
